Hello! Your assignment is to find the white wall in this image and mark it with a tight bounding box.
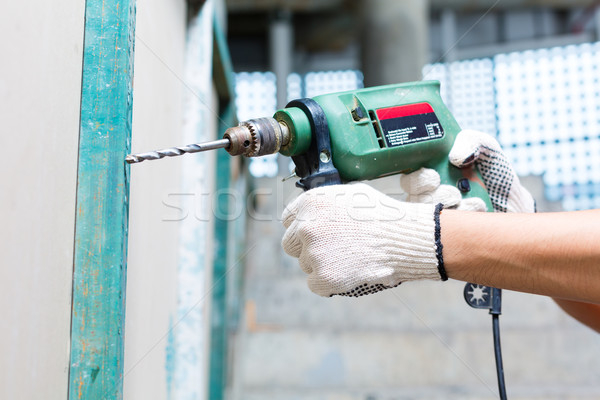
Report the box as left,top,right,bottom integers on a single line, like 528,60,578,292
0,2,85,399
125,0,188,398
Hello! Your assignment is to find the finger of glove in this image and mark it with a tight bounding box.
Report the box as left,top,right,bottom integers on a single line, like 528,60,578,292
456,197,488,212
281,219,303,259
449,129,503,168
431,184,461,207
400,168,441,195
407,184,461,207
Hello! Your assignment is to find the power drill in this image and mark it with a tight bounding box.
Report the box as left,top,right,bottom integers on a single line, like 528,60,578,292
127,80,492,211
127,80,507,399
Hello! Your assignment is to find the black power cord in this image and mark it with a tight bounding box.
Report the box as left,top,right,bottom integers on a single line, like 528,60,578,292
492,313,507,400
464,284,507,400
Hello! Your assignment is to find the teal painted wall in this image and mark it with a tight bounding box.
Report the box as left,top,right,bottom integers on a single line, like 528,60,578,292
174,1,217,398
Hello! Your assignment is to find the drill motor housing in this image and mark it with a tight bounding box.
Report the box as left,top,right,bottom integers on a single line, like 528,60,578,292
269,80,492,209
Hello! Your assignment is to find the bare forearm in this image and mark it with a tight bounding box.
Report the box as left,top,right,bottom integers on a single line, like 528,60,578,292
440,209,600,304
553,298,600,333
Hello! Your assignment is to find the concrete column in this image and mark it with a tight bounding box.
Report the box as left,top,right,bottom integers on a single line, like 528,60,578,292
595,6,600,40
270,11,294,176
270,10,294,109
441,8,458,62
360,0,430,86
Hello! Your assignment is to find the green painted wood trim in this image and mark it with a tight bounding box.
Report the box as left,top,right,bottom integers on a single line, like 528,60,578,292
208,104,236,400
208,12,238,400
68,1,136,399
212,13,236,107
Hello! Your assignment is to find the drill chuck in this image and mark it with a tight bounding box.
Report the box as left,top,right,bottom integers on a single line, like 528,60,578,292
224,117,290,157
125,117,291,164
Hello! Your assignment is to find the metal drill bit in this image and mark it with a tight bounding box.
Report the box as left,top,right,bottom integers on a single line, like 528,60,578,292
125,138,230,164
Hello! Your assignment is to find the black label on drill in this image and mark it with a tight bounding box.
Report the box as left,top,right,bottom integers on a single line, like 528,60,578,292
376,102,444,147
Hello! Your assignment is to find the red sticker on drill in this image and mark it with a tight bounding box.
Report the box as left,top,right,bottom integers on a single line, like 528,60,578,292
376,102,444,147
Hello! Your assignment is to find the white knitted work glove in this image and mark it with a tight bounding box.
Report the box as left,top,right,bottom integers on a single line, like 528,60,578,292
281,183,446,297
400,167,487,212
449,129,535,213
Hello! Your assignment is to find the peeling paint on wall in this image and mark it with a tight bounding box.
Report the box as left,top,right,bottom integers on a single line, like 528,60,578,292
174,1,215,399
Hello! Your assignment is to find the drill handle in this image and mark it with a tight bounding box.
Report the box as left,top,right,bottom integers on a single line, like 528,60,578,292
287,98,342,191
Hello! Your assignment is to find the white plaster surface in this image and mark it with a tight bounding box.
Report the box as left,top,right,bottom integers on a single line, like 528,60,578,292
124,0,189,399
0,2,85,399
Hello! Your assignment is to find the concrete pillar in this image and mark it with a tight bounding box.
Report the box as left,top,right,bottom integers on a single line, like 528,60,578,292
360,0,429,86
595,6,600,40
269,10,294,176
441,8,458,62
270,10,294,109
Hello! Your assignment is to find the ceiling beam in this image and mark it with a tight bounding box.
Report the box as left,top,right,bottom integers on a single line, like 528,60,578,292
226,0,597,13
226,0,346,12
430,0,596,11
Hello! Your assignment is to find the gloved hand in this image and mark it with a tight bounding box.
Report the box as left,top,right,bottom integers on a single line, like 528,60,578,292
400,129,535,213
449,129,535,213
400,167,487,212
281,183,446,297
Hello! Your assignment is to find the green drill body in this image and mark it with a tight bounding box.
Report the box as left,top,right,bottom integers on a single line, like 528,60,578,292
273,80,493,210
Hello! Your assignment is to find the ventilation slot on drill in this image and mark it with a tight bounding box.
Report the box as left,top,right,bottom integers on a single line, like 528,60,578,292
369,110,385,148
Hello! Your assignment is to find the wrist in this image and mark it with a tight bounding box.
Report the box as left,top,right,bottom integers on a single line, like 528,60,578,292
433,203,448,280
439,209,479,282
381,202,444,283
